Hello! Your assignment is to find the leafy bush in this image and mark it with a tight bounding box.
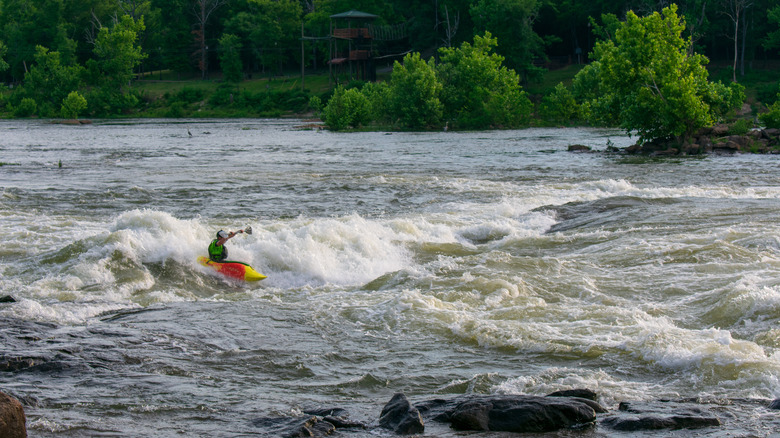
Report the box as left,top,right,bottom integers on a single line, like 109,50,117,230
389,52,442,129
172,87,206,104
760,101,780,129
322,85,371,130
361,81,391,124
13,98,37,117
728,118,752,135
61,91,87,119
756,82,780,106
309,95,322,113
438,32,531,129
539,83,580,125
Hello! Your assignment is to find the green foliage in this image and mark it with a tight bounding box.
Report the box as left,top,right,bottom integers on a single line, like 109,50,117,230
437,33,532,129
765,5,780,50
728,118,752,135
470,0,546,84
22,46,84,113
92,15,146,92
13,98,37,118
0,41,8,73
760,90,780,129
223,0,302,75
218,33,243,83
309,95,323,113
388,52,443,130
360,81,392,124
574,5,743,143
322,85,371,131
60,91,87,119
172,87,206,104
539,83,580,125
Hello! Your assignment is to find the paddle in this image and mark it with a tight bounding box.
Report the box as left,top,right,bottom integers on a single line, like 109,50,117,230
243,226,252,235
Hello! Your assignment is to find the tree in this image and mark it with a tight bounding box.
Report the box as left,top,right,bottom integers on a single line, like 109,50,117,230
61,91,88,119
218,33,243,82
765,5,780,50
720,0,753,82
573,5,743,144
86,15,147,115
22,46,84,117
192,0,229,79
470,0,546,84
0,0,78,82
388,52,443,129
223,0,302,76
437,32,532,129
91,15,146,91
0,41,9,73
322,85,371,130
539,82,580,125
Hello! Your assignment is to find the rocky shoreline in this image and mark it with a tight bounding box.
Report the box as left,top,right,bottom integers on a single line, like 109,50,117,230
3,385,779,437
568,125,780,155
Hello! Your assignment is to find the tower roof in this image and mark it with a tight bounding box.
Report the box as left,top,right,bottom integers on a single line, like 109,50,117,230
330,10,378,20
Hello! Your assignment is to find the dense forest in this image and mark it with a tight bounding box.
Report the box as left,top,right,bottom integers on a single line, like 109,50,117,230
1,0,779,83
0,0,779,137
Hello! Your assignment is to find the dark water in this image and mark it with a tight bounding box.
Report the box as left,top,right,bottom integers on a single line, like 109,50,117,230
1,119,779,436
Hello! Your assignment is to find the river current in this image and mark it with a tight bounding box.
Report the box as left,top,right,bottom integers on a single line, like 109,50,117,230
1,119,779,436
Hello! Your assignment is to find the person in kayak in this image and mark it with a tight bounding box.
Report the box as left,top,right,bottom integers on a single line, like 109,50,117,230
208,229,243,262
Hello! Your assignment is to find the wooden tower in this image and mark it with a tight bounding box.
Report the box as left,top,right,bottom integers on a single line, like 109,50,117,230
329,10,378,84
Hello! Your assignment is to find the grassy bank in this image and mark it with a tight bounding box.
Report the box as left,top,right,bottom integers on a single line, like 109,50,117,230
3,63,777,120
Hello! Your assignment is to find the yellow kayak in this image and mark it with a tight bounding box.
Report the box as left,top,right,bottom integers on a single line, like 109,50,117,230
197,256,267,281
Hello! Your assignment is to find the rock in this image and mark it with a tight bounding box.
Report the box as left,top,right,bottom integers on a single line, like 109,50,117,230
284,416,335,438
601,400,721,431
379,393,424,434
712,124,730,135
322,415,365,429
0,295,15,303
441,395,597,433
769,398,780,410
568,144,591,152
0,391,26,438
546,388,598,401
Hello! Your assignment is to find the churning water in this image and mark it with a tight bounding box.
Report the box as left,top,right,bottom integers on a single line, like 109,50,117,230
1,119,779,436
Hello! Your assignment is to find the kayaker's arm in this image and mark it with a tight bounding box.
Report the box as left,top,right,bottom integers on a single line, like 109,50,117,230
216,229,243,246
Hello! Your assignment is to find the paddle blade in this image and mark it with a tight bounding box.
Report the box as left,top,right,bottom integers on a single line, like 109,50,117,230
245,226,252,235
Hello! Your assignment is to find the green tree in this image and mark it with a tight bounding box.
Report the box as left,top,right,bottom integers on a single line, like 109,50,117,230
86,15,146,115
765,5,780,50
539,83,580,125
0,41,9,73
574,5,743,144
322,85,371,130
0,0,77,82
224,0,302,76
61,91,88,119
22,46,84,117
91,15,146,92
437,32,532,129
470,0,546,84
388,52,443,129
218,33,243,83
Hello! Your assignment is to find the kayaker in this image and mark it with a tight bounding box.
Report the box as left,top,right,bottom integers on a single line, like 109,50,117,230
208,229,243,262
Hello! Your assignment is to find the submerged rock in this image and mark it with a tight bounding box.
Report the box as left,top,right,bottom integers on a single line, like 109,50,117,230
0,295,15,303
379,393,424,434
0,391,27,438
769,398,780,410
251,407,366,437
601,400,721,431
416,393,601,433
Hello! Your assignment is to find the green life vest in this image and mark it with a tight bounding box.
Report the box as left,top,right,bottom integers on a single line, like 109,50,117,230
208,239,228,261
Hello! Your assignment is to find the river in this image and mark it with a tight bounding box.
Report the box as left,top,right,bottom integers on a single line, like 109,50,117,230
1,119,779,436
